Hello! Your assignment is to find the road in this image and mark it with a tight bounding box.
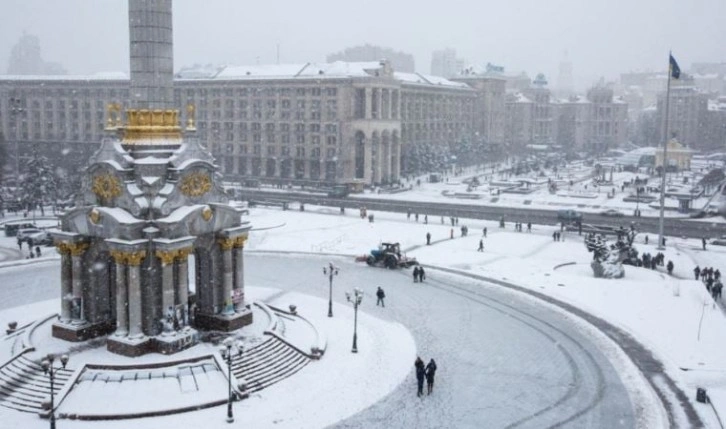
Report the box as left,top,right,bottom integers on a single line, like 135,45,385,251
0,254,701,428
239,189,726,240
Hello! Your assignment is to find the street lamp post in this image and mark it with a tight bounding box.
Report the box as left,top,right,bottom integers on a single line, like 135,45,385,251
41,353,69,429
346,287,363,353
220,339,243,423
9,97,24,188
323,262,338,317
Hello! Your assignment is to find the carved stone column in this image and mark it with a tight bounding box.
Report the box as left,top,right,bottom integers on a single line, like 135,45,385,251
219,238,235,314
233,236,247,312
68,242,89,324
126,251,146,338
155,250,176,325
55,243,73,322
110,250,128,336
176,247,192,326
218,238,235,315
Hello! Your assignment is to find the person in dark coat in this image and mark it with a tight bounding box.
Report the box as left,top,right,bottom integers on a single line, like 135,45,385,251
426,232,431,245
413,266,420,283
667,260,674,275
376,287,385,307
703,237,707,250
415,357,425,397
477,239,484,252
425,359,437,394
418,266,426,282
35,246,41,258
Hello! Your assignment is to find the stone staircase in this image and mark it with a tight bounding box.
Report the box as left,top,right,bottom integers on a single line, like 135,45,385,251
231,336,310,394
0,355,73,413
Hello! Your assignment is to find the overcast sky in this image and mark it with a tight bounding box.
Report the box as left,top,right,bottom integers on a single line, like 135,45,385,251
1,0,724,90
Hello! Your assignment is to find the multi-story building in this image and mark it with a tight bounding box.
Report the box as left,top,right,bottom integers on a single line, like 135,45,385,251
655,79,708,150
430,48,465,78
504,92,533,151
523,74,555,145
451,71,506,152
554,87,628,153
327,45,415,73
0,60,477,186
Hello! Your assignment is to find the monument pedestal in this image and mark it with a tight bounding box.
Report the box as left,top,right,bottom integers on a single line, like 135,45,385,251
194,309,253,332
153,328,200,354
52,320,115,342
107,335,152,357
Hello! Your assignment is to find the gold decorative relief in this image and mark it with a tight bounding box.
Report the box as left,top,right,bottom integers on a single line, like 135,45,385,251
180,172,212,197
175,247,193,261
218,238,236,251
55,242,71,255
67,242,90,257
202,206,213,221
92,174,122,202
155,250,177,265
126,251,147,266
89,208,101,224
109,250,128,264
234,235,248,248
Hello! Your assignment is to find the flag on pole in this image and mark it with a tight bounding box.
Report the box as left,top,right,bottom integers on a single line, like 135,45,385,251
669,54,681,79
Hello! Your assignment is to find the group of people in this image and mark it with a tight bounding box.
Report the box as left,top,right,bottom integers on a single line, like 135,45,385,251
641,252,665,270
513,222,531,232
552,231,565,241
414,357,437,397
695,266,723,301
413,266,426,283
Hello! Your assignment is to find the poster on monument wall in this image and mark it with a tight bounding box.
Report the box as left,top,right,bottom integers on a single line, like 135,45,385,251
232,288,243,303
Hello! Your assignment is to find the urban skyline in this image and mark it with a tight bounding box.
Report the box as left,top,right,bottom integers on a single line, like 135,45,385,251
1,0,724,91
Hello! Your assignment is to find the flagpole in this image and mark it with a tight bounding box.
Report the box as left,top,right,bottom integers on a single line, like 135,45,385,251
657,52,673,250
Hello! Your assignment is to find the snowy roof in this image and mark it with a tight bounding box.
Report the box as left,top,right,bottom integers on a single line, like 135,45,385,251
507,92,532,103
179,61,386,82
393,72,470,89
0,71,128,81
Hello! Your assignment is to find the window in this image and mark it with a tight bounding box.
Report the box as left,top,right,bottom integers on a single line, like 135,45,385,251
296,134,305,144
253,133,261,142
282,146,290,156
312,88,321,96
312,147,321,158
239,145,248,154
282,99,291,109
267,146,276,155
281,123,290,132
326,136,337,145
296,88,306,96
311,111,321,120
327,148,336,157
266,133,275,143
296,147,305,157
310,124,320,132
253,145,261,155
296,100,306,109
326,87,337,97
252,122,261,131
325,124,337,133
295,123,305,132
282,134,290,143
312,135,320,145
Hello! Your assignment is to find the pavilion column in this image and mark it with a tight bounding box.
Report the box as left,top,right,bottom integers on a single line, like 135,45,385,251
218,238,235,315
126,251,146,338
176,248,192,326
110,250,128,336
156,250,176,327
233,236,247,312
55,243,73,323
68,242,89,324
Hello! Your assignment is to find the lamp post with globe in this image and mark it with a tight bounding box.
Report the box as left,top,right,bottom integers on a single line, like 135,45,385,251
323,262,338,317
41,353,69,429
220,339,243,423
346,287,363,353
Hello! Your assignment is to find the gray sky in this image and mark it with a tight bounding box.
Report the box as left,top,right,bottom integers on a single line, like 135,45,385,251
1,0,724,89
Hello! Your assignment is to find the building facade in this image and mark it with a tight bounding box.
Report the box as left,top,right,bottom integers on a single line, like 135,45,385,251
0,61,477,186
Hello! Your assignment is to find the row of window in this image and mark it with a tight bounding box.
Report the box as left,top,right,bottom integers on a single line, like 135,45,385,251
181,86,338,98
217,144,337,158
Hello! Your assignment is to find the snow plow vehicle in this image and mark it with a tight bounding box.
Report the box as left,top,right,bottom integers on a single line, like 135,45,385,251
359,242,418,269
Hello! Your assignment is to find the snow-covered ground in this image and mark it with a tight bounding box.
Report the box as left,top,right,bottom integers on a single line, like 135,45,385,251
1,201,726,427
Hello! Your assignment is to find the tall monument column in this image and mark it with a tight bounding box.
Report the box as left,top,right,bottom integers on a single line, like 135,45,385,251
69,242,89,324
128,0,174,109
126,251,146,338
56,243,73,322
111,251,129,336
176,248,192,326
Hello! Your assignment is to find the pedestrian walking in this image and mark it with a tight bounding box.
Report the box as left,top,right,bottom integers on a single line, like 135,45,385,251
645,235,649,245
415,213,419,222
703,237,707,250
527,222,531,232
35,246,41,258
450,228,454,239
667,260,674,275
376,287,385,307
425,359,437,395
552,231,557,242
424,215,428,224
426,232,431,245
415,357,425,397
17,240,22,251
413,266,420,283
477,239,484,252
483,227,487,237
418,266,426,282
694,266,701,280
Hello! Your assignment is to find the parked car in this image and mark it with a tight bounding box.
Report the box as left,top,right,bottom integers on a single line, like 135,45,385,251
17,228,43,243
600,209,624,217
3,222,36,237
28,231,53,246
711,238,726,246
557,209,583,223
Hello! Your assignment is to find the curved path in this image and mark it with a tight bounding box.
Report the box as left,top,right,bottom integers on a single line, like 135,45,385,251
0,255,698,428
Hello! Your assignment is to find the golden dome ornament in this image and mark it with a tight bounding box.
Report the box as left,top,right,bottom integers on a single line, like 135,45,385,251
180,172,212,197
91,174,122,203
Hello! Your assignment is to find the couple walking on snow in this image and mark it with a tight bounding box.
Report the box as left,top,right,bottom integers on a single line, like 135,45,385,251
415,357,437,397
